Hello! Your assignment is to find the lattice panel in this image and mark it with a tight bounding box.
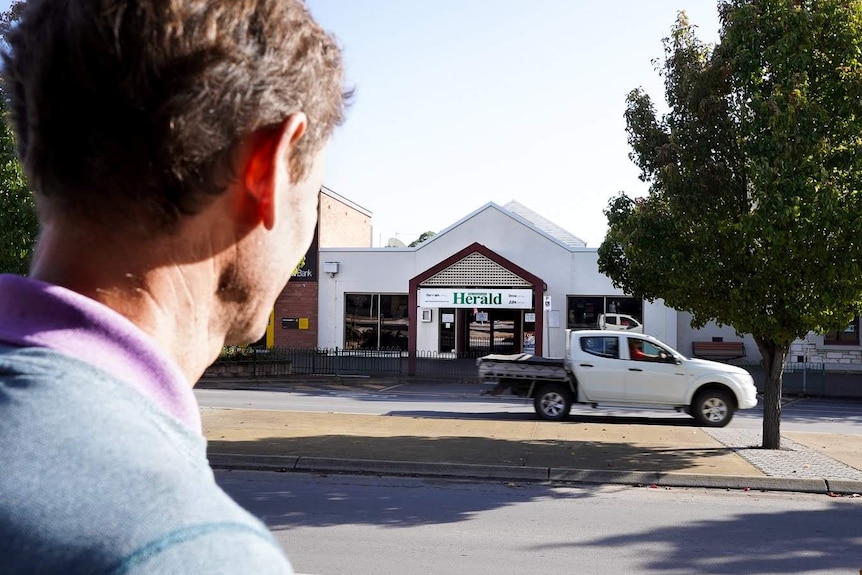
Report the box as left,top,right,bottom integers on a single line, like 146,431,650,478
421,252,531,287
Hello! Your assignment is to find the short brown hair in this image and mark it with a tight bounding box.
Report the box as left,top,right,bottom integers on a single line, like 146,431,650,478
3,0,348,230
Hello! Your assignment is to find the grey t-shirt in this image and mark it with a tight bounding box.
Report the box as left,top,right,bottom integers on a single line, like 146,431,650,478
0,345,293,574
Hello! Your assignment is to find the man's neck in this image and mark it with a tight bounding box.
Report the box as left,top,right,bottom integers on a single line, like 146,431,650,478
29,221,225,385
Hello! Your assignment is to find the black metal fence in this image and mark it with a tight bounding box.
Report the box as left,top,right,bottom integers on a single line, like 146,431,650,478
740,361,862,397
208,347,480,380
207,349,862,397
740,362,824,395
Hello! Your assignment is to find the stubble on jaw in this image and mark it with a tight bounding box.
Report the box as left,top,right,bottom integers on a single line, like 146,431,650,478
217,261,252,304
216,261,261,345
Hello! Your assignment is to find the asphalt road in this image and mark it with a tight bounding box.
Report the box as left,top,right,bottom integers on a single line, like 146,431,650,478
218,469,862,575
195,385,862,435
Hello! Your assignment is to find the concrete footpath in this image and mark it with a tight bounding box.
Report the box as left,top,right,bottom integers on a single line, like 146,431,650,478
200,381,862,496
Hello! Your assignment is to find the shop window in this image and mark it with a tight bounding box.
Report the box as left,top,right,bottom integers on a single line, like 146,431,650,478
567,296,604,329
567,296,643,330
379,294,409,349
344,293,408,350
824,316,860,346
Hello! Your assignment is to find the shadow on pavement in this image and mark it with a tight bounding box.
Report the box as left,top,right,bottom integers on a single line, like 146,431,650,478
384,410,700,427
218,470,862,575
218,469,600,530
561,503,862,574
207,434,737,475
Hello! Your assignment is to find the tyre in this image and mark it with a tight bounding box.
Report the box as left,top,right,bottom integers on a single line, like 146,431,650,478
533,384,572,422
691,389,735,427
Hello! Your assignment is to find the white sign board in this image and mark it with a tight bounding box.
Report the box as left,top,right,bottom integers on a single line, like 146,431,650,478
543,295,552,311
418,288,532,309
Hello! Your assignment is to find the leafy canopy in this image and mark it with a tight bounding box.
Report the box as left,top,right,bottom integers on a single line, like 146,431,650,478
598,1,862,347
408,231,436,247
0,1,37,276
0,92,37,276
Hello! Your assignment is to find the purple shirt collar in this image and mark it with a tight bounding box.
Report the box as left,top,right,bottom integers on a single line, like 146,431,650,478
0,274,201,432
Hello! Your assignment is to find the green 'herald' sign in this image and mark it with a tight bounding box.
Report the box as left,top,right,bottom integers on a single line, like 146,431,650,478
418,288,532,309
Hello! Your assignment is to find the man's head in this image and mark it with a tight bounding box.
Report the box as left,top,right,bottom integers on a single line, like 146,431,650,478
2,0,347,232
3,0,349,360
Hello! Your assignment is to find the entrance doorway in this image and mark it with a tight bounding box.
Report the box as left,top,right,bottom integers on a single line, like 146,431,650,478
461,308,521,357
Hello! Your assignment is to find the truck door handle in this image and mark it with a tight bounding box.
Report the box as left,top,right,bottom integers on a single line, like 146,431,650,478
579,363,594,368
629,368,643,372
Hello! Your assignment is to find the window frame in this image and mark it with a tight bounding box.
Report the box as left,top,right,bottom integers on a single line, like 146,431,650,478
823,316,860,346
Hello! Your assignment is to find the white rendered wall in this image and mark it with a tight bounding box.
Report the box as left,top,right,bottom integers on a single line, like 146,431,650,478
414,207,573,357
318,204,677,356
675,312,760,362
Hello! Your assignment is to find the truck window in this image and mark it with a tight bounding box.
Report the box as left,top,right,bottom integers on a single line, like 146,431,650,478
580,336,619,359
628,338,673,363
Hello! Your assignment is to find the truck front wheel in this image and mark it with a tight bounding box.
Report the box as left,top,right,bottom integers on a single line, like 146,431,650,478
691,389,735,427
533,384,572,422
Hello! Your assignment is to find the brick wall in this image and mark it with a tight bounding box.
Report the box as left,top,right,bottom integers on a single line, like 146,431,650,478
789,339,862,366
319,191,372,247
273,187,371,348
273,281,318,348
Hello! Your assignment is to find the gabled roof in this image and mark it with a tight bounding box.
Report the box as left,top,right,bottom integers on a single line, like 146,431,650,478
415,200,588,252
502,201,587,249
320,185,373,218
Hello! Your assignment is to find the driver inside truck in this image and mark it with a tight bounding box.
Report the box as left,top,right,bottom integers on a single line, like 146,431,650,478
629,339,646,360
628,338,660,362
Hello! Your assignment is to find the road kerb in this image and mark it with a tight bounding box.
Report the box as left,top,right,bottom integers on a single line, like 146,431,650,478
207,453,862,495
294,457,550,482
549,468,659,486
825,479,862,496
653,473,828,493
208,453,299,471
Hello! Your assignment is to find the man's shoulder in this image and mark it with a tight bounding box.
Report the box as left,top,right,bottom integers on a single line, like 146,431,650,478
0,345,293,574
0,343,192,441
0,343,117,386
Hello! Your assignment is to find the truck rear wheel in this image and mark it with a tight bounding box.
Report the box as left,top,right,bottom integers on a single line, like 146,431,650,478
533,384,572,422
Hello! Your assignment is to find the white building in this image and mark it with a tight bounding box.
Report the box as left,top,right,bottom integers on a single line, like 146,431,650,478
317,200,685,372
261,196,860,394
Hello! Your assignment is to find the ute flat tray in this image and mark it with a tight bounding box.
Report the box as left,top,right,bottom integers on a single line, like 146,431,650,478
478,354,564,366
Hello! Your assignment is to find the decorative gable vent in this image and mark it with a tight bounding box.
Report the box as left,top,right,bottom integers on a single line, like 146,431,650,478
421,252,531,287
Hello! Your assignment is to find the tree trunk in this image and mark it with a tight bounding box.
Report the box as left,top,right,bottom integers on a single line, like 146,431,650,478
754,337,789,450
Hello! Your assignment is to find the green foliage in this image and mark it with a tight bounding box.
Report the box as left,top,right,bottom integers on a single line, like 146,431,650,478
0,1,25,42
408,231,436,247
598,1,862,448
0,96,37,276
0,1,37,276
218,345,255,360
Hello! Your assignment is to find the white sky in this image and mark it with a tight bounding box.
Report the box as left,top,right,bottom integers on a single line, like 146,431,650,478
0,0,722,248
305,1,722,247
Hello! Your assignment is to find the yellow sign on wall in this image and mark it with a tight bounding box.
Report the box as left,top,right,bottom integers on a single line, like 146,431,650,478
299,318,309,330
266,310,274,348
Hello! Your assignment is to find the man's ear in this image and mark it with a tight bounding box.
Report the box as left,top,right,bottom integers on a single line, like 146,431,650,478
242,113,307,230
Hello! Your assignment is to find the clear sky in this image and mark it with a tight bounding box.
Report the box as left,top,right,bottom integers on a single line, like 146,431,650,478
305,1,722,247
0,0,722,247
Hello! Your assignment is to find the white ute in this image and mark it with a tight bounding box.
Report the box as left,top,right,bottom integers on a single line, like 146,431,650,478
477,329,758,427
597,313,644,333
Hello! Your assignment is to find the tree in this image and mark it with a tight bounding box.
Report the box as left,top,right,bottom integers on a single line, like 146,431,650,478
0,1,37,276
0,1,25,42
408,230,436,247
598,1,862,449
